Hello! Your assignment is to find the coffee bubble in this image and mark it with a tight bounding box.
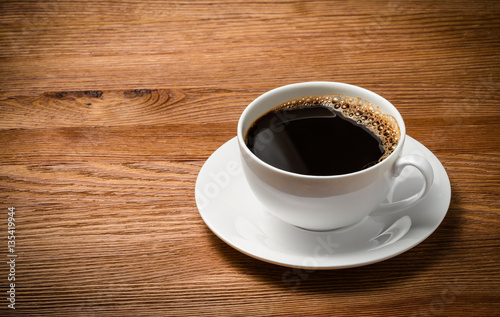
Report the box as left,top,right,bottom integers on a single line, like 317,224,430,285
273,94,401,162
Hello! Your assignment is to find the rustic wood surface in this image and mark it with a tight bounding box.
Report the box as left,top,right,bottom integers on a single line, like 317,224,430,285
1,0,499,316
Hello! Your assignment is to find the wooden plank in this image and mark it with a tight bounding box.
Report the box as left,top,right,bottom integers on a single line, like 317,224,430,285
0,0,499,315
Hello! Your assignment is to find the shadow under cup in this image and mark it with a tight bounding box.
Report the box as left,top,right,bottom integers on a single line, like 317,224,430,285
237,82,409,231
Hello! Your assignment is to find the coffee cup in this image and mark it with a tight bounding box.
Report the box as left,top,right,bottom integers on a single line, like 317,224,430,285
237,82,434,231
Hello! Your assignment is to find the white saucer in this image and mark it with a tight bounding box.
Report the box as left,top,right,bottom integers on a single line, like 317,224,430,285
195,136,451,269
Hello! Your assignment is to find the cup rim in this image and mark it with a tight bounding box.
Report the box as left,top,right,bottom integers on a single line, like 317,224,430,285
237,81,406,179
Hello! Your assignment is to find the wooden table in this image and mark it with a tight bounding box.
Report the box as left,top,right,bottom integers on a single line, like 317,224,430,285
1,1,499,316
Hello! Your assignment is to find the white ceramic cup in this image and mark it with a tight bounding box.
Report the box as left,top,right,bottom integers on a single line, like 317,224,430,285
237,82,434,231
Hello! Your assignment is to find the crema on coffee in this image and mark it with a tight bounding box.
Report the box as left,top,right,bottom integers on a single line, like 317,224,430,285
245,95,401,176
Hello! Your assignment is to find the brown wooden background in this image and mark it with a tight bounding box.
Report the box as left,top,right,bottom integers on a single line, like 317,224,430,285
1,1,499,316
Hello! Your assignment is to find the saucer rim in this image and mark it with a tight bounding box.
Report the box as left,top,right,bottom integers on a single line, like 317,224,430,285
196,136,451,269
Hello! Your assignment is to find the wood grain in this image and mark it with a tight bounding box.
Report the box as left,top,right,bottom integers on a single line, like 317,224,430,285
1,0,499,316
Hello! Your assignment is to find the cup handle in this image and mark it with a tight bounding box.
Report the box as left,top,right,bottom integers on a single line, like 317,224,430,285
372,155,434,215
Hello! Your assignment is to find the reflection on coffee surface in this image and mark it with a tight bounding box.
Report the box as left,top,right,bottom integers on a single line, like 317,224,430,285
245,95,401,176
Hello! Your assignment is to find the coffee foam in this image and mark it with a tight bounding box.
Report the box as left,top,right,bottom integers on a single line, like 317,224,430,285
274,94,401,162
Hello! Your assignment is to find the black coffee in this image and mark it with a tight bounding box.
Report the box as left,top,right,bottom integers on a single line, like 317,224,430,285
245,95,400,176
